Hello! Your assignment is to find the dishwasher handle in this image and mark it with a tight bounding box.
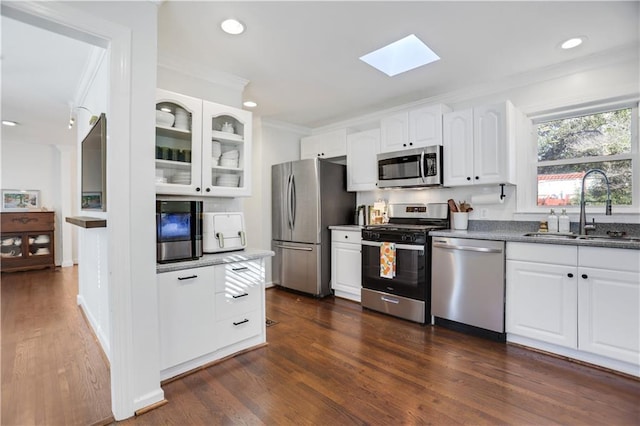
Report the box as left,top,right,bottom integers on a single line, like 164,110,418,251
432,241,503,254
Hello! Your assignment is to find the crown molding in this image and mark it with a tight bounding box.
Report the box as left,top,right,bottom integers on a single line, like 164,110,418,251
158,51,249,92
73,45,107,107
260,118,311,135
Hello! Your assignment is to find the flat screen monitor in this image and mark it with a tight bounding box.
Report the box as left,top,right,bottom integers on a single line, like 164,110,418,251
81,113,106,211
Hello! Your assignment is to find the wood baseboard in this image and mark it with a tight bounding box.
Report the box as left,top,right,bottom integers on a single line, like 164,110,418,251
135,399,168,416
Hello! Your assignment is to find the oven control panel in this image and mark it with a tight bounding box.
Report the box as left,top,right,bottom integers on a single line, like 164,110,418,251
362,230,427,245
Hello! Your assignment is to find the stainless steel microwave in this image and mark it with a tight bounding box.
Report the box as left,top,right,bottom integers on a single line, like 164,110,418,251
377,146,443,189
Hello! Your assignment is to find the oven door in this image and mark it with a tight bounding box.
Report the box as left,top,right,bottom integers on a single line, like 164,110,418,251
361,240,427,300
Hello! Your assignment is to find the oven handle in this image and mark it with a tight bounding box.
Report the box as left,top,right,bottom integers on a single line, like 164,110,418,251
361,240,424,251
432,242,503,254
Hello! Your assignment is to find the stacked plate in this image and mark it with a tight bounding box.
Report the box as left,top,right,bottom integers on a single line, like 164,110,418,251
174,107,190,130
220,150,239,168
212,141,222,166
216,173,240,187
170,171,191,184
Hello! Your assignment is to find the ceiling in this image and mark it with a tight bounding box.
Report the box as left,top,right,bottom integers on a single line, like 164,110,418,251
2,1,639,146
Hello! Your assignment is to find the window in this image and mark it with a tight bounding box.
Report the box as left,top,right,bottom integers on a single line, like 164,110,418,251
535,106,637,209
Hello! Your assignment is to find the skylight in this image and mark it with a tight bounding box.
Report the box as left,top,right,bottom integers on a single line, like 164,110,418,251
359,34,440,77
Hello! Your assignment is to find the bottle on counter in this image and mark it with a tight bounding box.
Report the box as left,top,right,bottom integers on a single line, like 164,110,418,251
548,209,559,233
559,208,570,233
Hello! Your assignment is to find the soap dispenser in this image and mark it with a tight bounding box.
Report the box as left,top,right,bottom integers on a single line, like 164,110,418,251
548,209,559,233
559,208,570,233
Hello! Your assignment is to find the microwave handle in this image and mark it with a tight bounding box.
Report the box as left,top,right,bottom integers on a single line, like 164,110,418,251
419,150,426,182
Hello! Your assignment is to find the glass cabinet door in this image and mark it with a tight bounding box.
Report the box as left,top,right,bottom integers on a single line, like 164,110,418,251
27,233,52,257
1,235,24,260
202,101,252,197
155,89,203,195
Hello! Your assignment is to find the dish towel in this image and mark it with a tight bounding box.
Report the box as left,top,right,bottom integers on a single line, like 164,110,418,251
380,242,396,279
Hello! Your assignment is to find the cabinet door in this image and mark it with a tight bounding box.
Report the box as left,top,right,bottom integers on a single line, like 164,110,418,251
380,111,409,153
155,89,203,195
202,101,253,197
473,103,508,184
578,267,640,364
157,267,216,370
409,105,448,148
331,241,362,302
506,260,577,348
347,129,380,191
443,109,474,186
300,135,320,159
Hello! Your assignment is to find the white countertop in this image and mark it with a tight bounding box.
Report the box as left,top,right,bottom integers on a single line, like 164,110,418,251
328,225,363,231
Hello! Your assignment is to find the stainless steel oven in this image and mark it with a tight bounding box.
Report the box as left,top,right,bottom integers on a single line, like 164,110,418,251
361,203,448,324
377,146,442,189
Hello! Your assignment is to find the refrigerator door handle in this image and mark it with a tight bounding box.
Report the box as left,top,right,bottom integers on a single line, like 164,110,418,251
291,175,297,229
286,174,293,230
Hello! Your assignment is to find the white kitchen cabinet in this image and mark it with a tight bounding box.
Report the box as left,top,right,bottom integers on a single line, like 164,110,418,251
506,242,640,376
156,89,252,197
577,247,640,365
300,129,347,159
157,266,216,370
443,101,523,186
380,104,450,153
506,244,578,348
346,129,380,191
331,229,362,302
158,257,267,380
214,259,265,350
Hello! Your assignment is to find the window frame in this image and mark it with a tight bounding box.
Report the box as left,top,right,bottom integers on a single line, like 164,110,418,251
517,99,639,214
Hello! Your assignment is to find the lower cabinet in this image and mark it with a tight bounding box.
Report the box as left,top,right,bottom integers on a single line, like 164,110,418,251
506,242,640,376
157,258,266,380
331,229,362,302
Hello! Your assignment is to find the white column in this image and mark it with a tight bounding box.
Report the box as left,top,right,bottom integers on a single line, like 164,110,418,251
56,144,76,267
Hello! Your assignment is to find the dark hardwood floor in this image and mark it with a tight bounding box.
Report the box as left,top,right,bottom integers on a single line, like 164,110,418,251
1,267,112,426
3,267,639,425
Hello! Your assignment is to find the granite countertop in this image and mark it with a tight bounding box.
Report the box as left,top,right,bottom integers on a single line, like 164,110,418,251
328,225,363,231
429,229,640,250
157,248,275,273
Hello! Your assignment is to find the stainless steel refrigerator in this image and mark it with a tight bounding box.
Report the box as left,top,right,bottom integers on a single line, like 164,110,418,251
272,158,356,297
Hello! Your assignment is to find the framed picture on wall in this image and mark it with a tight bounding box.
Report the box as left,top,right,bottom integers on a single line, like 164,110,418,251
81,192,102,210
1,189,41,211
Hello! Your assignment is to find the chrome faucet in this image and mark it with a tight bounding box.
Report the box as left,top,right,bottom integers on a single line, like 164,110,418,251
579,169,612,235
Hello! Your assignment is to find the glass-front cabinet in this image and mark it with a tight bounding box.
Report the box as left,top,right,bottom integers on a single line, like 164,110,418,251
155,89,252,197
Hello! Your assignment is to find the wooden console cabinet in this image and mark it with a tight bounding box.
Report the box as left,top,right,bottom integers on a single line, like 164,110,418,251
1,212,55,272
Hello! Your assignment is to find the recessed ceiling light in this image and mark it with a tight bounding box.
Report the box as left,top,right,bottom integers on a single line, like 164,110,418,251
2,120,18,126
243,101,257,108
561,37,584,49
221,18,245,35
359,34,440,77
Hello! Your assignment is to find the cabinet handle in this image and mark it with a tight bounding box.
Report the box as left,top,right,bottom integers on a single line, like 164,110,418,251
205,187,211,192
409,142,413,146
581,274,588,279
178,275,198,281
466,177,471,181
232,293,249,299
344,235,349,239
232,266,249,272
402,143,407,147
196,187,201,192
475,176,479,180
233,319,249,326
567,273,574,278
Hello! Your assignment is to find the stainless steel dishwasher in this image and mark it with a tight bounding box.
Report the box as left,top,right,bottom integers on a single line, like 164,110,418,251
431,237,505,341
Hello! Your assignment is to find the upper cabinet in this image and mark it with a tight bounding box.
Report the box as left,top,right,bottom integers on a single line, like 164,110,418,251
380,104,451,153
443,100,525,187
300,129,347,159
347,129,380,192
155,89,252,197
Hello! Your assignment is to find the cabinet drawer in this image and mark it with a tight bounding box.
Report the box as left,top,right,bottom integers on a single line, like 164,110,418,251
507,242,576,265
216,309,262,349
331,230,361,244
215,287,260,320
578,247,640,273
214,260,263,293
1,212,54,232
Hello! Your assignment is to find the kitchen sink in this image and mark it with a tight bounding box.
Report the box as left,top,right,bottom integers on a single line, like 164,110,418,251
522,232,578,239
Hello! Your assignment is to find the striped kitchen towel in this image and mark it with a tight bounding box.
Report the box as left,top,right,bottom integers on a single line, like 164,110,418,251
380,242,396,279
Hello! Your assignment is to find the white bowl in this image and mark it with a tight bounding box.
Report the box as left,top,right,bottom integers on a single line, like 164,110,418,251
156,110,175,127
